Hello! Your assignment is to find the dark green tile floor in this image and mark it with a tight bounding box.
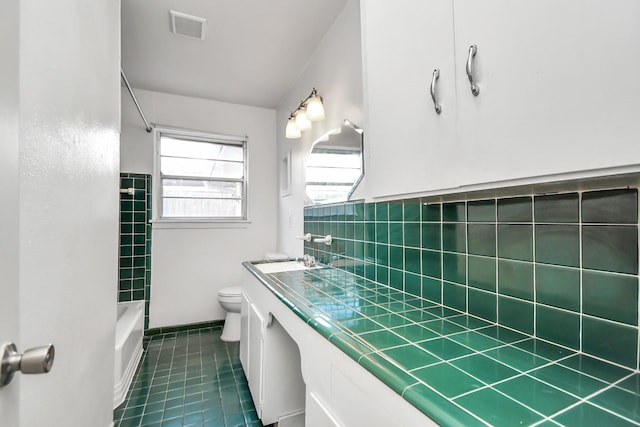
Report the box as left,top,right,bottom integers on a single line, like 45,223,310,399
113,327,263,427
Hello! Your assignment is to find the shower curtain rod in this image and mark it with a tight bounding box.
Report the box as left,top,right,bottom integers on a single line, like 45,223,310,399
120,67,152,133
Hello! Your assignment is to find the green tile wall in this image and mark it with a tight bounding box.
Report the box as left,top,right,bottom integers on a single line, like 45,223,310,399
119,173,152,330
304,188,640,369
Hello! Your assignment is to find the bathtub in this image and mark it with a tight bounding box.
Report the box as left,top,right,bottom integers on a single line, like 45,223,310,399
113,301,144,408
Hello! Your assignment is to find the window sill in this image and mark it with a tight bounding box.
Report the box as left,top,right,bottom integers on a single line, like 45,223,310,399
150,219,251,229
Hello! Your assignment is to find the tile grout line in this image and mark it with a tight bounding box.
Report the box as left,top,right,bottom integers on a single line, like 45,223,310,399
531,196,537,340
537,371,640,426
494,199,499,327
579,190,584,355
400,382,493,427
451,351,579,402
637,188,640,372
465,201,470,319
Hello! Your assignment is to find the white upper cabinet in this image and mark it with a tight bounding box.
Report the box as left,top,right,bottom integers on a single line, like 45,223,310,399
454,0,640,187
363,0,640,198
362,0,457,198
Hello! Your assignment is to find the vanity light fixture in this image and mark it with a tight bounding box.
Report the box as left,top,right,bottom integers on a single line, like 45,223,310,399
305,91,325,121
285,117,301,139
295,107,312,131
285,88,326,139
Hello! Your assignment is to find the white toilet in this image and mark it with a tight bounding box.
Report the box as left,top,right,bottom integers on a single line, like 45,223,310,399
218,286,242,342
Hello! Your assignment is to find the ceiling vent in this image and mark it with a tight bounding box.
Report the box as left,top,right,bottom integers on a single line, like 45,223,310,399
170,10,206,40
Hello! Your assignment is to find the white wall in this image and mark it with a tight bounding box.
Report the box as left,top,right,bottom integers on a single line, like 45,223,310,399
276,0,364,257
14,0,120,426
121,89,278,327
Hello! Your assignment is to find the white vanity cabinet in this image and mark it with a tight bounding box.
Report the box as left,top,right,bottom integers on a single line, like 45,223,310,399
362,0,640,199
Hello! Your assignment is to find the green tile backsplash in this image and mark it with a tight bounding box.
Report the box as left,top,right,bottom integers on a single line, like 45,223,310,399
582,225,638,275
498,196,533,222
535,193,580,223
304,188,640,369
582,189,638,224
119,173,152,330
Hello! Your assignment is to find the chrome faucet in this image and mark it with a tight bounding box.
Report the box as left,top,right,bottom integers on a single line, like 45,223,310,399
302,254,316,267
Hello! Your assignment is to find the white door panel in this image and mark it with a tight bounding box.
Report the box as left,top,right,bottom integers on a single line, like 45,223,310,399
0,0,120,425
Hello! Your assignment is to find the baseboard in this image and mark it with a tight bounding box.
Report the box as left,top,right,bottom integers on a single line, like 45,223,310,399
113,338,143,409
144,319,224,339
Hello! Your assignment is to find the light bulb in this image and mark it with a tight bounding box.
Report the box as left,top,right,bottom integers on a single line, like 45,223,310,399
285,116,301,139
295,108,312,131
306,94,325,121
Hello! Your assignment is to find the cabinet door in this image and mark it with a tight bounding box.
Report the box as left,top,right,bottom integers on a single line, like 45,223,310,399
239,291,250,375
261,316,306,425
248,303,265,417
363,0,457,198
454,0,640,187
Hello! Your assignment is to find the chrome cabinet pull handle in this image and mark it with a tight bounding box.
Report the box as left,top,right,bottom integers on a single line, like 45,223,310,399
430,69,442,114
466,44,480,96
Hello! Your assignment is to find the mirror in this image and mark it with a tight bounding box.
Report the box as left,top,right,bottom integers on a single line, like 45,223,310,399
305,119,364,205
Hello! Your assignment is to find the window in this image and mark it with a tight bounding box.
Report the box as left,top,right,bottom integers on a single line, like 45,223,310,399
154,128,247,221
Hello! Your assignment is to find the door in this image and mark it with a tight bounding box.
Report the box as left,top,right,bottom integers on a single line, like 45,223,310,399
455,0,640,186
0,1,20,419
0,0,120,426
363,0,458,198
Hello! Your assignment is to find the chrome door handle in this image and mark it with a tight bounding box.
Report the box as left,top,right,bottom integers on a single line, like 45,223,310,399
466,44,480,96
1,343,55,387
430,69,442,114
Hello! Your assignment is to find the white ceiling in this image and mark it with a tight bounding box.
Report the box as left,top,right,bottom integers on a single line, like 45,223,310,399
121,0,349,108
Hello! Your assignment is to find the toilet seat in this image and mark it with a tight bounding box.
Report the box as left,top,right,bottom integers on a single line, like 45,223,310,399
218,286,241,297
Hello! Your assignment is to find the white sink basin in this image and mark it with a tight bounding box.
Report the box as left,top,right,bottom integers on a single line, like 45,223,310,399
254,260,320,274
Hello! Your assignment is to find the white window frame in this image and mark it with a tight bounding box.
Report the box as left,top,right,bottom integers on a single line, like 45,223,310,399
152,126,249,225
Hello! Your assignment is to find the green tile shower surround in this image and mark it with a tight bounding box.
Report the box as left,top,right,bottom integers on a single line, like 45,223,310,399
119,173,152,329
240,187,640,426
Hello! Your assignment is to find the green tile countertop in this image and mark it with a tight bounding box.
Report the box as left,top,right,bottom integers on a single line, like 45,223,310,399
243,262,640,427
